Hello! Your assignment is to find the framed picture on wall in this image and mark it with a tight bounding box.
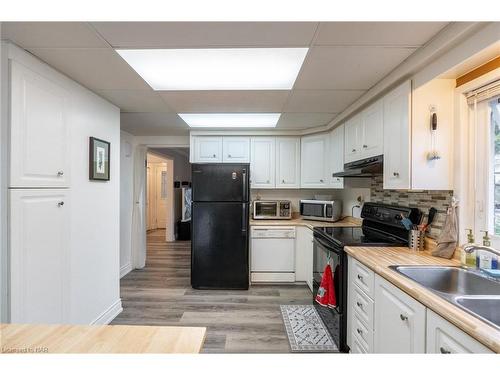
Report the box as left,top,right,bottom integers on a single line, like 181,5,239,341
89,137,110,181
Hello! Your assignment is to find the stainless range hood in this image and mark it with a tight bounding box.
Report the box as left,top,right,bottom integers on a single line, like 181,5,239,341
332,155,383,178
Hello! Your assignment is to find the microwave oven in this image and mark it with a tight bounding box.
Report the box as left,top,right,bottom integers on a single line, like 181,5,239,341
300,200,342,222
253,200,292,220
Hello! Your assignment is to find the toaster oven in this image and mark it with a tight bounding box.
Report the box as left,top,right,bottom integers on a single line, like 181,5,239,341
253,200,292,220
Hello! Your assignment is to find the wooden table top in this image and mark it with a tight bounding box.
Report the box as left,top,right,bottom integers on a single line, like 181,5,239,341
345,246,500,353
1,324,206,354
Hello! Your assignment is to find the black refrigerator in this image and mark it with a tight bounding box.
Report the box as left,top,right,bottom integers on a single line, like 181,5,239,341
191,163,250,289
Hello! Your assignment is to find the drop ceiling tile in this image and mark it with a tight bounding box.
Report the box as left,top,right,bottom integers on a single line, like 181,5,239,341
97,90,173,112
284,89,366,113
314,22,448,46
28,48,150,90
159,90,289,113
295,46,416,90
1,22,107,48
121,113,189,136
276,113,338,129
92,22,318,48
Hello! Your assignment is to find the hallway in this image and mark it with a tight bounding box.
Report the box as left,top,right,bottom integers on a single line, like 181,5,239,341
112,230,312,353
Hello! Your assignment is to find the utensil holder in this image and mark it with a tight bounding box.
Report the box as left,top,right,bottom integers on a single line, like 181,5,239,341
409,229,425,251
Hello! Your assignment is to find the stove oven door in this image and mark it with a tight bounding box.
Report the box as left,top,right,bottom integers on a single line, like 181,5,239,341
312,234,348,352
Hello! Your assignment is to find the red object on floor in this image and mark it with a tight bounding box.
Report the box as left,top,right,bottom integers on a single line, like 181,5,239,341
315,264,337,308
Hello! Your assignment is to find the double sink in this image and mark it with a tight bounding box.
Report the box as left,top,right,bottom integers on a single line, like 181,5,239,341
390,266,500,330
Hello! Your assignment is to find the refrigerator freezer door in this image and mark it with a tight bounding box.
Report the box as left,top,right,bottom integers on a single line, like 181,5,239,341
192,164,249,202
191,202,249,289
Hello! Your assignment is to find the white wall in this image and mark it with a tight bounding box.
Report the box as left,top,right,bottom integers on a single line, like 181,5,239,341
6,43,122,325
120,131,135,278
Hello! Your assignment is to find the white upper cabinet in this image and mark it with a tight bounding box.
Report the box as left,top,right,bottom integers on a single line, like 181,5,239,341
383,81,411,190
250,137,275,188
222,136,250,163
374,275,426,353
344,114,362,163
361,100,384,158
276,137,300,189
10,189,70,324
301,134,330,188
10,60,70,188
192,136,223,163
329,124,344,189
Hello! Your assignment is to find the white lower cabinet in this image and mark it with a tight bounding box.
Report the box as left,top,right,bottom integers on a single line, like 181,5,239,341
426,310,493,353
374,275,426,353
10,189,70,324
295,226,314,291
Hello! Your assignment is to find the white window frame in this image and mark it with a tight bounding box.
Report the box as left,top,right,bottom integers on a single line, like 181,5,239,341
454,68,500,248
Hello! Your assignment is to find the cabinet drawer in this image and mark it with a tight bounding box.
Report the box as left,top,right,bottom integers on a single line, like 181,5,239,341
350,338,368,354
352,285,374,329
353,312,373,352
352,258,375,299
426,310,493,353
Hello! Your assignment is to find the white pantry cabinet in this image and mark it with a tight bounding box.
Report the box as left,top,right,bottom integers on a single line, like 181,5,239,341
374,275,426,353
295,226,314,291
276,137,300,189
191,136,223,163
383,81,411,189
329,124,344,189
10,189,70,324
250,137,275,188
222,136,250,163
300,133,330,188
426,310,493,354
10,60,70,188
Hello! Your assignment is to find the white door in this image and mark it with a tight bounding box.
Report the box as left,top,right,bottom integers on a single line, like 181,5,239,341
10,60,70,188
155,165,168,229
329,124,345,188
344,114,362,163
146,166,155,230
374,275,426,353
223,137,250,162
300,134,329,188
383,80,411,189
250,137,275,188
193,136,223,162
10,189,70,323
361,100,384,158
276,137,300,189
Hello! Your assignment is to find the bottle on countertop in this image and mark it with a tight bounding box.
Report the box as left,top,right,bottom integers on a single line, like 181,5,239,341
462,229,476,267
477,230,498,270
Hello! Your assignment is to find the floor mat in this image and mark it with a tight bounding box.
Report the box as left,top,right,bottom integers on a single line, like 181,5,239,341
280,305,339,352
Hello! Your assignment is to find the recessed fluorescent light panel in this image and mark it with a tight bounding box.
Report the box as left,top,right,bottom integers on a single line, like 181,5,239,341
116,48,308,90
179,113,281,128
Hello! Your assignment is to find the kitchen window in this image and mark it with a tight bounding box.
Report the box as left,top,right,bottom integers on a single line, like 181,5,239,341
467,78,500,247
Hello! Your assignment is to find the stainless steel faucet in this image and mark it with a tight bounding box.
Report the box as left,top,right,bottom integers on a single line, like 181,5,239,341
463,244,500,258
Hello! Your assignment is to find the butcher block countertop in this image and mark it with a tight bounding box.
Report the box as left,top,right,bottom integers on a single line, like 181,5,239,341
250,216,361,230
344,246,500,353
0,324,206,354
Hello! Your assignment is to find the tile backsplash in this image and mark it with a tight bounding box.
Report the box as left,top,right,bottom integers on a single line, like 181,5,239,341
370,176,454,239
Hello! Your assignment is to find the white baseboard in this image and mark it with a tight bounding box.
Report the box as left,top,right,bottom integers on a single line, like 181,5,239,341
91,299,123,325
120,263,132,278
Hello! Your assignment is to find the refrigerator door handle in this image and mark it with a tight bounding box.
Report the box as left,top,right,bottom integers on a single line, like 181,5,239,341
242,168,248,201
242,203,247,234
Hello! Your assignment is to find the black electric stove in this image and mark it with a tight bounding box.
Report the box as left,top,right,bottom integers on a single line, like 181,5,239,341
312,202,422,353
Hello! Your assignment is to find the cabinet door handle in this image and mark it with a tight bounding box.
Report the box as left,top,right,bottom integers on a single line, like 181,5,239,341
356,328,363,335
400,314,408,321
439,347,451,354
57,201,65,207
57,171,64,176
363,144,368,148
393,172,400,177
228,154,232,158
352,149,356,152
319,179,324,183
357,274,363,281
356,301,363,308
282,179,285,183
266,180,270,183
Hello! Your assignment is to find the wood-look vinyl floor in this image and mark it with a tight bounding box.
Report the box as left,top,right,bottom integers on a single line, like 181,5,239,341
112,230,313,353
